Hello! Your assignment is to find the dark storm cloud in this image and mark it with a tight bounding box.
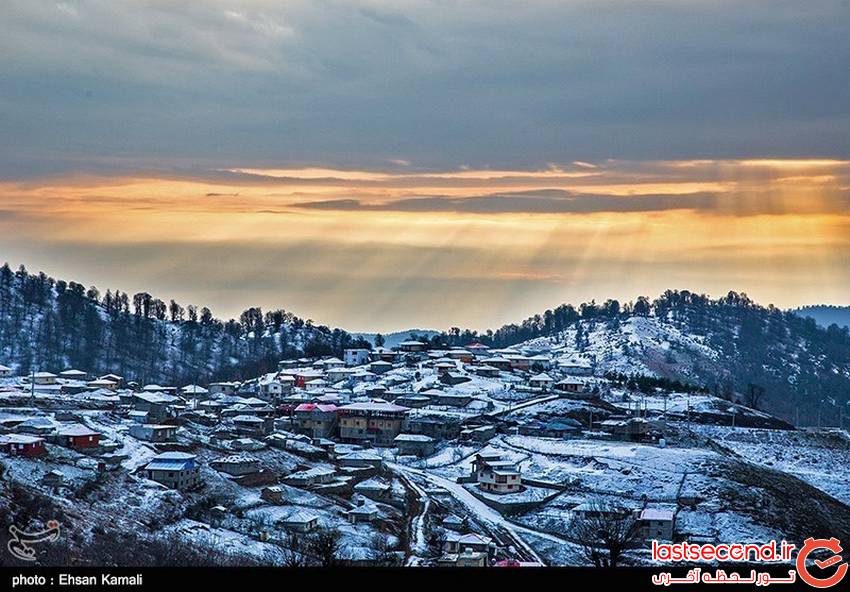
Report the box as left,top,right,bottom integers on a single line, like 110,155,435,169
1,1,850,175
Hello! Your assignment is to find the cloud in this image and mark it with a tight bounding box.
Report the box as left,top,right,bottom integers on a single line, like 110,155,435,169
1,1,849,174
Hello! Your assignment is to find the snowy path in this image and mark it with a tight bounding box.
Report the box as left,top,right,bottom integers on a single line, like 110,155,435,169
391,467,431,565
390,462,574,565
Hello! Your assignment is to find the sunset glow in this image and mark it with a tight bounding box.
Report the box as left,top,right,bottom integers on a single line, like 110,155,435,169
2,159,849,331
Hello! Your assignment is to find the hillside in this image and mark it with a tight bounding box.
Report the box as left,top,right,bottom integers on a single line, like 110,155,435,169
0,264,369,385
792,305,850,329
437,291,850,424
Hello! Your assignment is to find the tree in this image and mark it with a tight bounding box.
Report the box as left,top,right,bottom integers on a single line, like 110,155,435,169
570,498,641,568
374,333,385,347
306,527,343,567
744,383,765,410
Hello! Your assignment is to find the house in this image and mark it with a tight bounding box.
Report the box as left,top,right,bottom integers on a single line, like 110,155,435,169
368,360,393,375
41,470,65,488
506,355,532,372
282,466,336,487
0,364,12,378
433,391,473,407
447,348,474,363
398,340,427,353
293,403,338,438
527,355,552,371
599,417,654,441
434,361,457,375
347,502,378,524
280,510,320,533
133,391,180,421
393,394,431,409
443,533,495,556
32,371,58,385
344,348,371,366
337,451,383,469
639,508,675,541
318,357,345,369
369,347,398,363
474,365,501,378
517,419,581,439
59,369,88,381
86,379,117,390
181,384,209,398
129,424,177,443
442,514,467,531
460,424,497,442
15,417,58,436
209,382,239,396
55,424,101,449
480,357,512,371
554,377,585,395
471,453,522,494
559,358,594,376
0,434,46,457
354,478,391,500
325,367,356,383
465,342,490,355
404,413,463,440
394,434,436,457
261,485,287,503
528,373,554,391
337,402,409,445
211,454,261,476
96,373,124,388
231,415,274,437
439,372,471,386
143,452,200,490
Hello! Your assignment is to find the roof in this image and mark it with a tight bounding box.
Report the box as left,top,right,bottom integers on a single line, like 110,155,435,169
213,454,259,465
282,510,320,524
33,371,57,378
0,434,44,445
530,373,554,381
394,434,434,443
231,415,265,423
294,403,338,413
56,424,99,437
338,402,409,413
146,451,196,471
641,508,675,521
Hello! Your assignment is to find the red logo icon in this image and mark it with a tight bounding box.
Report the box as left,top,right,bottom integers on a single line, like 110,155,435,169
796,537,848,589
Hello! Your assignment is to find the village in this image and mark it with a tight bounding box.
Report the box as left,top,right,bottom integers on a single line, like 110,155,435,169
1,335,846,567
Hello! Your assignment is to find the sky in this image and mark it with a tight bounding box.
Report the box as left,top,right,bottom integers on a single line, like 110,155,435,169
1,1,850,332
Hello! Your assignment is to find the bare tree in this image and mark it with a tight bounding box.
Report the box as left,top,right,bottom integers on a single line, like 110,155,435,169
306,527,343,567
570,498,641,568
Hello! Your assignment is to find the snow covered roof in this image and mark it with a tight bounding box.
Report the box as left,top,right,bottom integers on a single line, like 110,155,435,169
0,434,44,445
231,415,265,423
213,454,259,465
294,403,338,413
641,508,675,521
394,434,434,443
530,373,554,382
56,424,99,437
354,478,390,492
33,371,57,378
338,401,409,413
60,369,87,376
0,364,11,371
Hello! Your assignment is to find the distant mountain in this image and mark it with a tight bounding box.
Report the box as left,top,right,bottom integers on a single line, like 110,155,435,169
353,330,440,348
435,290,850,425
791,305,850,329
0,263,370,385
